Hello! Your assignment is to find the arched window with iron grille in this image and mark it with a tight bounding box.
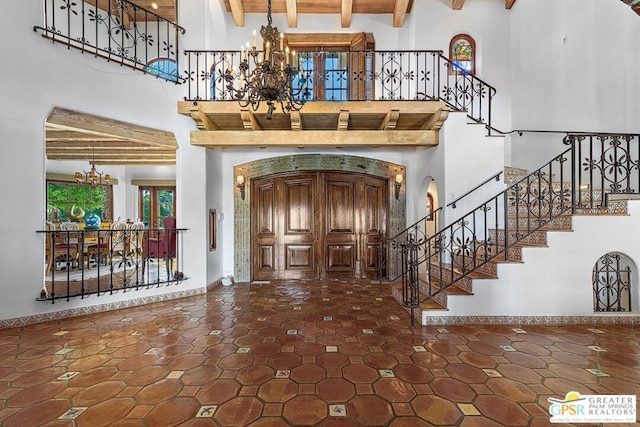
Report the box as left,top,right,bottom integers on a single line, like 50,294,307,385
592,252,633,312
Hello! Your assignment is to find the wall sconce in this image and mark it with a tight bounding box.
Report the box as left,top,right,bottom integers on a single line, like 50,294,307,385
237,174,246,200
394,173,403,200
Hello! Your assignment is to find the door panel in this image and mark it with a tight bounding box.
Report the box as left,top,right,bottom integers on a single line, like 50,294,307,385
361,178,386,277
285,244,314,269
253,179,277,280
252,171,387,280
325,175,357,277
282,176,316,279
285,179,314,233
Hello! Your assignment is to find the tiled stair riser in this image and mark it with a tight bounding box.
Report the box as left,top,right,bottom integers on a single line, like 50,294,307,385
489,229,548,247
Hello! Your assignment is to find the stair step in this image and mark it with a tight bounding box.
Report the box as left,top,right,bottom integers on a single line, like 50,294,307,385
475,245,523,263
489,229,548,247
507,215,573,231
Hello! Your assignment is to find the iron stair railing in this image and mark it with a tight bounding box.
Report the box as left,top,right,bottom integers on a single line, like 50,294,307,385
399,133,640,307
34,0,185,83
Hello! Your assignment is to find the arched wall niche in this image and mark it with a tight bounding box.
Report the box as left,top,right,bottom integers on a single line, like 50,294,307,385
233,154,406,282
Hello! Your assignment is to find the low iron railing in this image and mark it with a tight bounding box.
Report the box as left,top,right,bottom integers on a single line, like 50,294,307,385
183,50,496,130
39,226,187,303
34,0,185,83
394,133,639,308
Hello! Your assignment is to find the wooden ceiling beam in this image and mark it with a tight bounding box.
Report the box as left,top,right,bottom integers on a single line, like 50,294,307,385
179,100,447,116
240,109,262,130
229,0,245,27
338,110,350,131
191,130,438,147
46,141,170,149
47,146,175,155
452,0,465,10
393,0,409,27
286,0,298,28
47,108,178,149
341,0,353,28
290,111,302,130
45,130,126,142
505,0,517,9
379,109,400,130
420,108,450,131
192,111,220,131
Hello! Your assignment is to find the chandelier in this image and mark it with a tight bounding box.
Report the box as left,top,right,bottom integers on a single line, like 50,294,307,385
74,144,111,187
224,0,309,119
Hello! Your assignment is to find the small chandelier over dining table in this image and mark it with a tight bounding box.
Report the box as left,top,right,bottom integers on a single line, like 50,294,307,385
74,144,110,187
224,0,310,120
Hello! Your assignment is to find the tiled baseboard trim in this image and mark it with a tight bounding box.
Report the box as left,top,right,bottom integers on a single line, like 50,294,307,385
422,315,640,326
207,277,223,292
0,287,207,329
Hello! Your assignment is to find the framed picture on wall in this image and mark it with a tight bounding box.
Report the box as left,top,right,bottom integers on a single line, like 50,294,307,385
209,209,217,251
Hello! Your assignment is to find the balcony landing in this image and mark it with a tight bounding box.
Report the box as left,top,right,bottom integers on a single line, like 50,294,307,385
178,100,449,148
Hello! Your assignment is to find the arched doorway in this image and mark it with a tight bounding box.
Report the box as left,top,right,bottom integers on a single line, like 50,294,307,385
234,155,406,282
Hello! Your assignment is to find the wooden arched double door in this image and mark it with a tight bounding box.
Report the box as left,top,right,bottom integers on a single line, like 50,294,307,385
252,171,388,280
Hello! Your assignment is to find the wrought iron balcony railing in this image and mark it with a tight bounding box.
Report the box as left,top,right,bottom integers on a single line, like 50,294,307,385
183,50,497,130
39,226,188,302
34,0,185,83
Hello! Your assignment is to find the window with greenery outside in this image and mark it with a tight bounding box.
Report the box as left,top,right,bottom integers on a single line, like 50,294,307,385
47,181,112,223
140,187,175,229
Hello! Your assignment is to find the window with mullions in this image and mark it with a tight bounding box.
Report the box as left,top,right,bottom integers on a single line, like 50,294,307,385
46,180,113,222
449,34,476,75
294,52,348,101
287,33,375,102
139,186,176,229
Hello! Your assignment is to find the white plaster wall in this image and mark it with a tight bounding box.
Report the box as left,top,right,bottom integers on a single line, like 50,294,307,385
0,0,207,321
440,112,505,225
433,201,640,317
509,0,640,168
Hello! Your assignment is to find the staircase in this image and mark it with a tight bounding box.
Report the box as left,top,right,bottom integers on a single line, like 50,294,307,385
390,133,638,325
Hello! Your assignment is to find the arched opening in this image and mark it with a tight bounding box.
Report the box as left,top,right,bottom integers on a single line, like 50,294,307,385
233,154,406,282
592,252,635,312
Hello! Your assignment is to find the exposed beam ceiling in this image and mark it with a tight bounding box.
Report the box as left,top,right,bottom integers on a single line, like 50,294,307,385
393,0,410,27
341,0,353,28
222,0,414,28
452,0,465,10
46,108,178,165
126,0,518,27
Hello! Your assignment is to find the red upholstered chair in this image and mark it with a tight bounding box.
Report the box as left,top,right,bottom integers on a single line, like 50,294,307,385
141,216,177,281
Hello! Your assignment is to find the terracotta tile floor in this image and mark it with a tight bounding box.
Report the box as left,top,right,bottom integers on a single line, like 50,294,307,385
1,279,639,426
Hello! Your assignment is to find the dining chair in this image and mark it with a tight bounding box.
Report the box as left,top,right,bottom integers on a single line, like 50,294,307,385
46,221,79,274
141,216,177,281
109,220,129,268
128,221,145,259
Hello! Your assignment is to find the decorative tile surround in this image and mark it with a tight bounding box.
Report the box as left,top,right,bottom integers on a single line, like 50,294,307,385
233,154,406,282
